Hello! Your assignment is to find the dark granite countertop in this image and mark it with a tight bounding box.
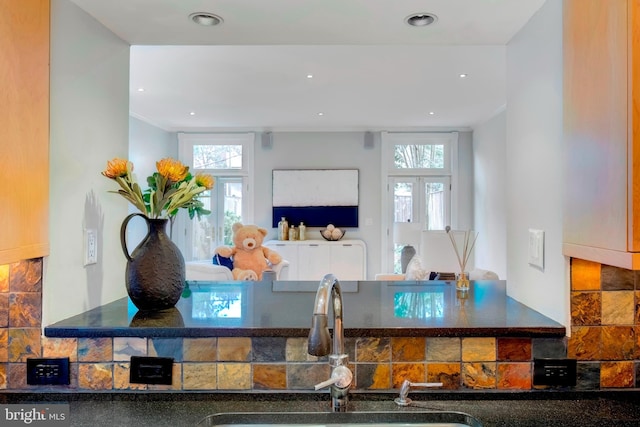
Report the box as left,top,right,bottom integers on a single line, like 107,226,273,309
2,391,639,427
44,280,565,338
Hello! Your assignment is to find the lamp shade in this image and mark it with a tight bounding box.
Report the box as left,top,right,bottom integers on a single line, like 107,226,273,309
393,222,421,247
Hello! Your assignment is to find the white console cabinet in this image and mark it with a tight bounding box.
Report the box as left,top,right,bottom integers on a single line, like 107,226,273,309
264,240,366,280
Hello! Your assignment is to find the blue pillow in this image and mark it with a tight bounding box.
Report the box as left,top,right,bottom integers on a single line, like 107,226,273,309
212,254,234,270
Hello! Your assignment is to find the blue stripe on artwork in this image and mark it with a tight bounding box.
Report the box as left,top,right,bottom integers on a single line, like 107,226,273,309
272,206,358,228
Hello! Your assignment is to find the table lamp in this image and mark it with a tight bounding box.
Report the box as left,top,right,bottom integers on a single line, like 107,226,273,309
394,222,421,273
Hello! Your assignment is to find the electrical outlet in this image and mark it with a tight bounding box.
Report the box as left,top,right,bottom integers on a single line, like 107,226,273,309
26,358,70,385
130,356,173,385
533,358,577,387
83,228,97,265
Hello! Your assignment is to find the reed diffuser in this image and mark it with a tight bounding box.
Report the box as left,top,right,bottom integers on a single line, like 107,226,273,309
445,226,478,291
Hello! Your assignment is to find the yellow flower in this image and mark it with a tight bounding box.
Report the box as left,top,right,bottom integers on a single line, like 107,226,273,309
103,157,212,219
156,158,188,182
195,173,215,190
101,158,130,179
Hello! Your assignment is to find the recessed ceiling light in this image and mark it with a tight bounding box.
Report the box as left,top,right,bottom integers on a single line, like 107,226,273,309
428,111,435,115
459,73,468,78
189,111,196,116
307,74,313,79
189,12,223,26
405,13,437,27
137,87,144,92
318,112,324,116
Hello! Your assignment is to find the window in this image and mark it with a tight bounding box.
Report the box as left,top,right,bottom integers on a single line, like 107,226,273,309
192,144,243,170
394,144,446,169
382,132,459,273
177,133,255,261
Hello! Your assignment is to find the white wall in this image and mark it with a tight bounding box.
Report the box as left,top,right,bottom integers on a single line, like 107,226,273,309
129,117,177,183
45,0,131,325
252,132,381,277
456,131,475,231
127,117,177,246
504,0,568,326
473,110,507,280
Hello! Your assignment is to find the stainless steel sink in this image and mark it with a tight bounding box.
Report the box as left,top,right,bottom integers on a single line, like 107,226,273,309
196,411,483,427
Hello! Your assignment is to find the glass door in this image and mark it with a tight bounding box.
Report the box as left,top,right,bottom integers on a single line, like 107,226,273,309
189,177,244,261
389,176,450,273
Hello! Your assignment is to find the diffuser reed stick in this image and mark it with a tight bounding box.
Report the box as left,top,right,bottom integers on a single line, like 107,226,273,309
445,226,478,289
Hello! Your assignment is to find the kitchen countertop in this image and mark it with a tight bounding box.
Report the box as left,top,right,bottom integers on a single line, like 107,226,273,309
44,280,565,338
1,391,639,426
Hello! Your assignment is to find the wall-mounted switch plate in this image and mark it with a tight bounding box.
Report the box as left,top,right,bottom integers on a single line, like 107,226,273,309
83,228,97,266
130,356,173,385
27,358,70,385
528,228,544,270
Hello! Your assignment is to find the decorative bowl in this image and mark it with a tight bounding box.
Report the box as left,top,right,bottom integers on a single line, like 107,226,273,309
320,229,345,241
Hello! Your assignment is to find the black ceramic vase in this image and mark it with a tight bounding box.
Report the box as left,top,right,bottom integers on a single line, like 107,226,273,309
120,213,185,311
129,307,185,327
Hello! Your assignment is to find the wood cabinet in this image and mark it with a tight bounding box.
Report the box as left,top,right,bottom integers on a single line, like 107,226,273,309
264,240,366,280
562,0,640,269
0,0,50,264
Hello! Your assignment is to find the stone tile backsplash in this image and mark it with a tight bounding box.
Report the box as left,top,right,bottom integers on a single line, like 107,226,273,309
569,259,640,388
1,257,639,392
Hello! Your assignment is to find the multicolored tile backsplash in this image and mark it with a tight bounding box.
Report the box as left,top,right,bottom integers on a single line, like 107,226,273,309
0,257,638,392
568,259,640,389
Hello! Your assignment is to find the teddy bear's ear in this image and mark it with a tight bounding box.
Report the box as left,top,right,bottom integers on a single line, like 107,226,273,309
232,222,243,232
258,227,267,237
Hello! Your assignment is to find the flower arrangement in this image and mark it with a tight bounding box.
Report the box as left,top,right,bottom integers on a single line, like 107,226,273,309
102,157,214,219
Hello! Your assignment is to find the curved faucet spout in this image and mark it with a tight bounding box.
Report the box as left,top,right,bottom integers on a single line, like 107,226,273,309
308,274,351,412
308,274,344,357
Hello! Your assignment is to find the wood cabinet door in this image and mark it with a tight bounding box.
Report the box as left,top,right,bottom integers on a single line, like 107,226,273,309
563,0,629,253
0,0,50,264
629,0,640,251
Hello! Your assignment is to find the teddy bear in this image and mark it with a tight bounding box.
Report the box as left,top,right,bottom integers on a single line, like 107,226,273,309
214,222,282,281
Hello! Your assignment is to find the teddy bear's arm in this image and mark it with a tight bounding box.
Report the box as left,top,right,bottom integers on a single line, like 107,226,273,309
215,246,236,258
262,247,283,265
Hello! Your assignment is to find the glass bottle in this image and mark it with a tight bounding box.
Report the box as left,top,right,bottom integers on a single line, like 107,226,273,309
278,217,289,240
298,222,306,241
289,225,297,241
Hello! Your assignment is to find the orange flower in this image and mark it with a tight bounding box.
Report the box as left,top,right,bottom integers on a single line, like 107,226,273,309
156,158,188,182
103,157,212,219
101,158,130,179
195,173,215,190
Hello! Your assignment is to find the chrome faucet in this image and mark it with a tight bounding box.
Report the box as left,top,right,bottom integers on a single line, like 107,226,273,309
308,274,352,412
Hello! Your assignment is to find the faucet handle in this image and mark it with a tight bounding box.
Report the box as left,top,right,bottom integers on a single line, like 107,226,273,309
314,365,353,390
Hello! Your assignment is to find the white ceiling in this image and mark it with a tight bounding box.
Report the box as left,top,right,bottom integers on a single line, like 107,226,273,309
70,0,547,132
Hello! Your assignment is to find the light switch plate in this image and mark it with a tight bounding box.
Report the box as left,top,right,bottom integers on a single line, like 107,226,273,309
528,228,544,270
84,228,98,266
